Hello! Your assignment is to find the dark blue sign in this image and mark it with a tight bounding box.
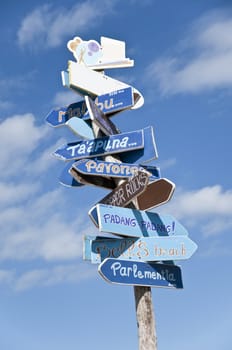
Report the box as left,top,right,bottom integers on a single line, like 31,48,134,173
46,87,134,127
98,258,183,289
53,128,144,161
85,95,119,135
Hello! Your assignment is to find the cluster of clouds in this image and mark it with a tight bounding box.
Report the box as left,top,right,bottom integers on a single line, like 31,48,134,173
146,10,232,94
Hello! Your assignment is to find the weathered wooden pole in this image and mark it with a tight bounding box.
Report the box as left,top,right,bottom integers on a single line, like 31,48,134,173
134,286,157,350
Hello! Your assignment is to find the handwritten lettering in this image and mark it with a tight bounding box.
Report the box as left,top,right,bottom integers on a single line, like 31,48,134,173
110,262,176,282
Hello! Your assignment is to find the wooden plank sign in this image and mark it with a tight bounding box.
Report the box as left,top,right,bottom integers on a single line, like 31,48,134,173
72,159,161,181
135,178,175,210
53,128,144,161
88,204,188,237
98,258,183,289
99,171,149,206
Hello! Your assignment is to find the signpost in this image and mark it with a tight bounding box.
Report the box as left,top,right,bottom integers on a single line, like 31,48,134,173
46,34,198,350
98,258,183,289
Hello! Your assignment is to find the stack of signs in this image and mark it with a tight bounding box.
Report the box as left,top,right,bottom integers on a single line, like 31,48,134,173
46,36,198,289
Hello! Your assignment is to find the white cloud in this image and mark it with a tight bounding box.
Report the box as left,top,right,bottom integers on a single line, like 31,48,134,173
147,11,232,94
52,91,82,107
17,1,117,49
157,185,232,236
0,113,49,177
14,263,96,291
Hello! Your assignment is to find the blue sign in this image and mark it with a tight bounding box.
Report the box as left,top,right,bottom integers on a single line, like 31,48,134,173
98,258,183,289
85,87,134,119
53,128,144,161
85,235,196,261
84,235,190,263
66,117,94,139
89,204,189,237
72,159,161,181
45,87,134,127
85,95,119,135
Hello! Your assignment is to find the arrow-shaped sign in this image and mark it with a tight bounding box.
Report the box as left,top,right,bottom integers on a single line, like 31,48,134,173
88,204,189,237
72,159,161,181
98,258,183,289
135,178,175,210
85,95,119,136
45,87,134,127
53,128,144,161
84,232,193,263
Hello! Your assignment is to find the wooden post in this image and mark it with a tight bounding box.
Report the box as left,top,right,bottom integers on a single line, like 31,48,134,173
91,111,157,350
134,286,157,350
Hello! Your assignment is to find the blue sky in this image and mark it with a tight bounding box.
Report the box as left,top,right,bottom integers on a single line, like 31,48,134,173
1,0,232,349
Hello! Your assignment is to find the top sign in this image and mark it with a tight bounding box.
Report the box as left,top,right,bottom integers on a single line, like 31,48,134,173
67,36,134,70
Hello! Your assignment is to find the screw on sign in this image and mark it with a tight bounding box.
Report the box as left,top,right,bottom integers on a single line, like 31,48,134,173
46,35,197,350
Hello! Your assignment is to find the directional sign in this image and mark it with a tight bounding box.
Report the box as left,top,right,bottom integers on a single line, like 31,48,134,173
72,159,161,181
53,128,144,161
66,117,94,139
98,259,183,289
85,95,119,135
69,166,116,189
84,234,195,263
99,171,149,207
88,204,189,237
85,234,197,262
45,88,134,127
135,178,175,210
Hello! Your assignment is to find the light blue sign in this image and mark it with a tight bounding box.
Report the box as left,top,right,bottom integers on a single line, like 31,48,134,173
53,128,144,161
66,117,94,139
46,87,134,127
98,258,183,289
89,204,189,237
72,159,161,181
